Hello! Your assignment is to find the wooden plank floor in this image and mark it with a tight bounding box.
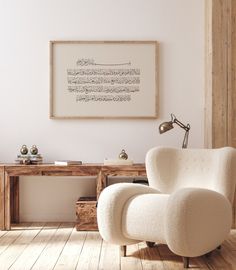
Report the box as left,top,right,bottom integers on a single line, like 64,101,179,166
0,223,235,270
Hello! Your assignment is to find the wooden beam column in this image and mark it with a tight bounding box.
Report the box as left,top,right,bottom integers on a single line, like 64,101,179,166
228,1,236,146
205,0,236,227
0,166,4,230
205,0,233,147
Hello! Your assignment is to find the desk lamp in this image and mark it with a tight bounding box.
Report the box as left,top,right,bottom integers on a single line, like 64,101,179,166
159,113,190,148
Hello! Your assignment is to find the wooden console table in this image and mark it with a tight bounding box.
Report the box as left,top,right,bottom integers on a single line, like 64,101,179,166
0,163,146,230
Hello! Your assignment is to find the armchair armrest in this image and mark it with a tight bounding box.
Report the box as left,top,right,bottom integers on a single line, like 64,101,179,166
165,188,232,257
97,183,159,245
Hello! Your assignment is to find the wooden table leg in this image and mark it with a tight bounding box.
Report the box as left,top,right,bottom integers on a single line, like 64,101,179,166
96,171,107,200
11,177,19,224
0,167,5,230
4,173,11,230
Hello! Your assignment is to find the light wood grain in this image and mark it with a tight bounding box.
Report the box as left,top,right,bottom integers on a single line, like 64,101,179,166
4,173,11,230
0,230,7,239
204,0,213,148
96,171,107,199
75,232,102,270
205,0,229,148
228,0,236,229
216,246,236,270
4,164,101,176
53,227,86,270
10,177,19,223
0,166,5,230
158,244,184,270
121,244,142,270
204,249,232,270
0,223,31,257
31,223,74,270
138,242,165,270
205,0,236,228
98,241,120,270
0,223,43,270
227,0,236,148
224,230,236,252
190,256,211,270
9,222,60,270
0,224,235,269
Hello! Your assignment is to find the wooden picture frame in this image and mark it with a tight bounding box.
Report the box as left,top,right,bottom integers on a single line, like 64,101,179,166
50,41,158,119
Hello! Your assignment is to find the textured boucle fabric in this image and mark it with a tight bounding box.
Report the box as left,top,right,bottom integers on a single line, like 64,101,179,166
146,147,236,204
123,193,169,243
97,183,159,245
165,188,232,257
97,147,236,258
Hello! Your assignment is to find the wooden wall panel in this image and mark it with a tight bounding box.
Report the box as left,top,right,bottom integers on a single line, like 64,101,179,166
205,0,213,148
205,0,236,227
228,1,236,147
0,167,4,230
212,0,229,147
205,0,230,148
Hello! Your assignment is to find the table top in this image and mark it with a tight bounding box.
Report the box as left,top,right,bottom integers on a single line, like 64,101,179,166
0,163,146,176
0,163,145,168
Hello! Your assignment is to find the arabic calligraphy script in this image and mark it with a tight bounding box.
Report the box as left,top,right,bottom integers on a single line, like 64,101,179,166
67,58,141,103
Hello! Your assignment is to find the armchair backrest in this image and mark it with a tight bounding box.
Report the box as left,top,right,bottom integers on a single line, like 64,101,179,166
146,147,236,204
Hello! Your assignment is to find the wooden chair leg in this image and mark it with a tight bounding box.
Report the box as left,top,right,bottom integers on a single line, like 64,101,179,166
146,241,155,248
205,251,212,258
205,247,221,259
120,245,127,257
183,257,189,268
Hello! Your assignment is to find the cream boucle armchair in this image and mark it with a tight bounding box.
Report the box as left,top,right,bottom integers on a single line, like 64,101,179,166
97,147,236,268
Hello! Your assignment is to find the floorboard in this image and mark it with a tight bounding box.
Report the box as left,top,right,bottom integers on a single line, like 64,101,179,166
121,243,142,270
54,228,86,270
0,224,234,270
98,240,120,270
0,223,43,270
31,223,74,270
75,231,102,270
138,242,165,270
9,223,60,270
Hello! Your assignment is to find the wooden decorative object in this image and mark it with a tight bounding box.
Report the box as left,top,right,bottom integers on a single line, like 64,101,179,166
76,197,98,231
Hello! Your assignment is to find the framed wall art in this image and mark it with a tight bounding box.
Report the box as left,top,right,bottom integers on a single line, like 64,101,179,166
50,41,158,119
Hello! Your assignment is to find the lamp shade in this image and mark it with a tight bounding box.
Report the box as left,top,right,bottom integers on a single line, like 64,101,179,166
159,121,174,134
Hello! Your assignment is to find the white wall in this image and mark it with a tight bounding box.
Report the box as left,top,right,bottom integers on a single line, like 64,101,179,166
0,0,205,221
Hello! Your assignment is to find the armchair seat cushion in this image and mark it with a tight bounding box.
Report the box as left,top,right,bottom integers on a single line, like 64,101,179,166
123,193,169,243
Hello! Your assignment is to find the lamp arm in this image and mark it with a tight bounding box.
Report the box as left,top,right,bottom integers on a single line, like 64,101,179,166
182,130,190,149
173,118,190,132
170,114,190,148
